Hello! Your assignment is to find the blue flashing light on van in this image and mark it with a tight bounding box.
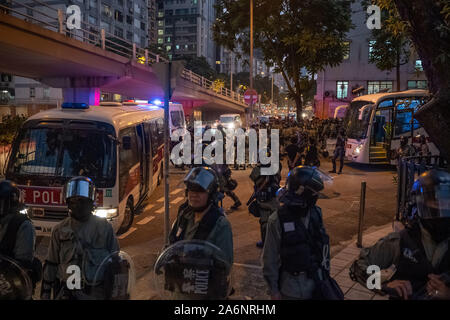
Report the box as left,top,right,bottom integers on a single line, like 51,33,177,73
61,102,89,109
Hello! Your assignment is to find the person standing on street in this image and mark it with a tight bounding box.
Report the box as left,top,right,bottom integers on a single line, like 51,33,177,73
330,128,346,174
40,176,119,300
286,137,304,170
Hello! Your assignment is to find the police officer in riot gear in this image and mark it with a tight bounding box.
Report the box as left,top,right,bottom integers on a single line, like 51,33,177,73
0,180,40,298
350,169,450,300
262,166,336,300
248,159,281,249
169,167,233,266
41,176,120,300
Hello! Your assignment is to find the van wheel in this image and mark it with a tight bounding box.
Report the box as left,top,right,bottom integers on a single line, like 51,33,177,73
117,199,134,235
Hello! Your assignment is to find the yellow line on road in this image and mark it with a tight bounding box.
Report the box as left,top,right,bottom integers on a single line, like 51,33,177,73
145,204,155,211
170,188,183,195
171,197,184,205
155,207,165,214
136,216,155,225
118,227,137,240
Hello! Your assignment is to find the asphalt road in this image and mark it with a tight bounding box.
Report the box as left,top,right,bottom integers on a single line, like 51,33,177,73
34,157,398,299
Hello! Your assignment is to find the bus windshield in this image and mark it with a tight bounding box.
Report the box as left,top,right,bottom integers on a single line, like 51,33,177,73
170,110,185,128
220,116,235,123
7,125,116,188
345,101,374,140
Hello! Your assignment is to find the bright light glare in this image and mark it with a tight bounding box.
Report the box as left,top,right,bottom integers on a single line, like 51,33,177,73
20,208,28,215
152,99,162,106
94,208,118,219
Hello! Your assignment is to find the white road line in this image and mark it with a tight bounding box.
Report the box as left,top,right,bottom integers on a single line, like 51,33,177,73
155,207,165,214
136,216,155,225
171,197,184,205
144,204,155,211
170,188,183,195
156,197,164,203
118,227,137,240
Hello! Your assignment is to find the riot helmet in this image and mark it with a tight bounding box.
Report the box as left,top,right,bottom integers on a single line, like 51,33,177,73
400,136,409,147
0,180,21,217
154,240,232,300
184,167,222,210
411,169,450,243
64,176,96,222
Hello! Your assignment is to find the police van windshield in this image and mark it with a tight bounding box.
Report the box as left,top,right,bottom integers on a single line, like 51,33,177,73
344,101,374,140
6,122,116,188
220,116,235,123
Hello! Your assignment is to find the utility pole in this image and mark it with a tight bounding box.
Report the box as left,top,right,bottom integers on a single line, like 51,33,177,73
249,0,254,124
230,51,233,93
271,73,274,104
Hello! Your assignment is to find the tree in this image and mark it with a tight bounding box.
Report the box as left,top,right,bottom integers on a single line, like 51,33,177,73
232,72,280,103
383,0,450,160
213,0,354,119
174,55,217,80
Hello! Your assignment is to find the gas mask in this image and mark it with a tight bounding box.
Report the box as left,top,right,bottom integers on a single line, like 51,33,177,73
67,197,94,222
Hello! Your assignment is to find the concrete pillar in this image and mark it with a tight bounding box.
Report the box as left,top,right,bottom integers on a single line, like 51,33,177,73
62,87,100,106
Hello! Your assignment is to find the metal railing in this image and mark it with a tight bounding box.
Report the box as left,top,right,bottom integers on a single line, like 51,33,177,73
0,0,246,105
396,155,448,222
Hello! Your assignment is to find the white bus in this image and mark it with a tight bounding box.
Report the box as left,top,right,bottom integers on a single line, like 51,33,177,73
5,102,165,236
344,90,439,164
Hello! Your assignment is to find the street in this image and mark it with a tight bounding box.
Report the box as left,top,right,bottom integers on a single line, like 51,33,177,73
34,157,397,300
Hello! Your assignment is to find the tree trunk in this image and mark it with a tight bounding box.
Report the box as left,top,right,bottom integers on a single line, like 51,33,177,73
393,0,450,161
396,49,401,92
295,95,303,122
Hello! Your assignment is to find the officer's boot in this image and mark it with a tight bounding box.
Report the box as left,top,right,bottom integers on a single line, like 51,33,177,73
228,191,242,210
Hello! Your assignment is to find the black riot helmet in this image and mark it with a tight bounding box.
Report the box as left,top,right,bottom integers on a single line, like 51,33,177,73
411,169,450,243
0,180,21,217
287,166,324,195
64,176,96,222
184,167,224,208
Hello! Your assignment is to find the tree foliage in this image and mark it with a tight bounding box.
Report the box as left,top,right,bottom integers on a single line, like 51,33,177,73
0,115,26,145
174,55,217,80
213,0,354,117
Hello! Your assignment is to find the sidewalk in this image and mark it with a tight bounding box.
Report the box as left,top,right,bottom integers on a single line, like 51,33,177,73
330,223,393,300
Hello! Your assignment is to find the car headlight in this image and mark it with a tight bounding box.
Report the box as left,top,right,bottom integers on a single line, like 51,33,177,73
94,208,118,219
227,123,235,129
20,208,28,215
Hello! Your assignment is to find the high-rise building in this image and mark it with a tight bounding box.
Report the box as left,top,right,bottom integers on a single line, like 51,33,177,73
156,0,217,66
148,0,157,45
314,1,427,119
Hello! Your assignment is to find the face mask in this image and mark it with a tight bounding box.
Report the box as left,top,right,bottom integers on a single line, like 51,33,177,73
68,199,93,222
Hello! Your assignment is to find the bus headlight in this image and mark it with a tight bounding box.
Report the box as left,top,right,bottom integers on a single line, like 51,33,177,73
94,208,118,219
354,144,363,155
20,208,28,215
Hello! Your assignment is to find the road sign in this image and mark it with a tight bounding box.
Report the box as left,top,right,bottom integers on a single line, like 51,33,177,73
244,89,258,105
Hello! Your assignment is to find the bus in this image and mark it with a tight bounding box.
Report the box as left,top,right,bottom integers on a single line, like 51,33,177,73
344,90,439,164
5,102,165,236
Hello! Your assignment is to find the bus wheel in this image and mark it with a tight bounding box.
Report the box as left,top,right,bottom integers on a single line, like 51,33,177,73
117,199,134,235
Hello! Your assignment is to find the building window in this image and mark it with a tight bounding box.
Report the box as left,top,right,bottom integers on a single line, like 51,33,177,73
43,88,50,99
114,27,123,38
415,60,423,71
158,38,163,44
134,19,140,28
158,11,164,18
175,44,180,50
115,10,123,22
166,36,171,43
90,0,97,9
102,3,112,18
88,15,97,25
158,20,164,27
407,80,428,90
126,15,132,24
336,81,348,99
342,41,350,60
126,31,133,41
30,87,35,98
367,81,393,94
158,29,164,35
369,40,376,59
166,45,172,52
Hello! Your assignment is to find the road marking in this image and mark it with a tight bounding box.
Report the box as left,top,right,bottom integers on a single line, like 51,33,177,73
144,204,155,211
170,188,183,195
171,197,184,205
155,207,165,214
118,227,137,240
136,216,155,225
156,197,164,203
233,263,262,270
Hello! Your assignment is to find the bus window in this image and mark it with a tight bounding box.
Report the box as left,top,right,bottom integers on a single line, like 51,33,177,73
346,101,374,140
170,111,184,128
143,122,152,155
379,100,393,108
149,121,158,157
119,126,139,200
156,118,164,146
394,111,420,136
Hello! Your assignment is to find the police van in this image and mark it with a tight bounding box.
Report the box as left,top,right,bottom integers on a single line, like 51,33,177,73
5,102,165,236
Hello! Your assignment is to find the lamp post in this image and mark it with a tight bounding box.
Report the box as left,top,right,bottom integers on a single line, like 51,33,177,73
249,0,254,124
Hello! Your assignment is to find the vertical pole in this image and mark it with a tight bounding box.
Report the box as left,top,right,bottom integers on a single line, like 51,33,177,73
230,51,233,93
164,61,172,245
249,0,254,124
357,181,367,248
58,9,64,34
101,29,105,50
271,74,274,104
144,49,148,65
132,43,136,60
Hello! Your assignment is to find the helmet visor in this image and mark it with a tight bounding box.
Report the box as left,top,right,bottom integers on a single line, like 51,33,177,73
184,168,216,193
65,178,96,201
416,184,450,219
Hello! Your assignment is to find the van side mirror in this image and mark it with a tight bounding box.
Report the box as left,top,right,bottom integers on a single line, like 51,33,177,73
122,136,132,150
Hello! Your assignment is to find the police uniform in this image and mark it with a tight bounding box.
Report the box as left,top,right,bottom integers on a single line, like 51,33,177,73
331,132,346,173
170,202,233,266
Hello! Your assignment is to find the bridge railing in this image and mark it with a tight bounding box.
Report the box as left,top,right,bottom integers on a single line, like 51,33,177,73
0,0,245,105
